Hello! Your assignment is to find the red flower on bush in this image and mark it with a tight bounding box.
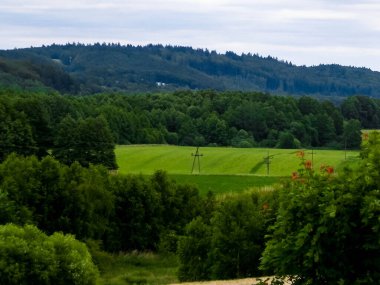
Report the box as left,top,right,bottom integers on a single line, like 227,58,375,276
291,172,299,180
326,166,334,174
305,160,312,169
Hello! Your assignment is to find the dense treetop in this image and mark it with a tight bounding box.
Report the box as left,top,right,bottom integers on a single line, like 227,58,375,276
1,89,378,161
1,43,380,97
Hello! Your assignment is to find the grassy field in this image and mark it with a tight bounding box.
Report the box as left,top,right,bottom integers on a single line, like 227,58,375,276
116,145,359,176
115,145,359,195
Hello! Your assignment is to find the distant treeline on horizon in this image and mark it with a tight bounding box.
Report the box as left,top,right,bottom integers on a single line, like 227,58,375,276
0,43,379,97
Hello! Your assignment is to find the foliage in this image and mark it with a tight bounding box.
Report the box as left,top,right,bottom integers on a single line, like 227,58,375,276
53,116,117,169
0,223,98,285
231,129,256,148
341,96,380,129
177,217,213,281
1,90,380,152
0,154,203,253
209,193,271,280
104,170,202,252
104,174,161,251
343,119,362,149
0,55,77,93
0,97,37,161
276,131,299,149
177,189,279,281
15,97,54,157
0,154,114,240
260,133,380,284
2,44,380,98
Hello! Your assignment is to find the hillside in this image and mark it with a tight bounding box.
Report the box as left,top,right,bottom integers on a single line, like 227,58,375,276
1,43,380,97
0,55,77,93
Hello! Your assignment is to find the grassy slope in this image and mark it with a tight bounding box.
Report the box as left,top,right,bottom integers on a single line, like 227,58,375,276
116,145,359,176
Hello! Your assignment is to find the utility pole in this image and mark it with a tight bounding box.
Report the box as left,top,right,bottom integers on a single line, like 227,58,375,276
264,150,273,176
191,146,203,174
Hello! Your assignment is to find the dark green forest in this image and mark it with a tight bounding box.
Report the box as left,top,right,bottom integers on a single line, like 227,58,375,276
1,43,380,97
1,89,378,166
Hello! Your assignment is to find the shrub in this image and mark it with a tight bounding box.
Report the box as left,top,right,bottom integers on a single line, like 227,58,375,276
260,133,380,284
0,224,98,285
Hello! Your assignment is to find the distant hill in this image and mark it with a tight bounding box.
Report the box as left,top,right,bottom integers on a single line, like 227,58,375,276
1,43,380,97
0,53,78,93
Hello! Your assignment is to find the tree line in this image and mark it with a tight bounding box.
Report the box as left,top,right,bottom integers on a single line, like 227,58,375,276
1,89,379,166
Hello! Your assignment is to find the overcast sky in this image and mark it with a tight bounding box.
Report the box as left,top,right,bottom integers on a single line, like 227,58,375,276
1,0,380,71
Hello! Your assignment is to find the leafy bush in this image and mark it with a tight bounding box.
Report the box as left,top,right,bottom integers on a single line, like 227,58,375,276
260,133,380,284
0,224,98,285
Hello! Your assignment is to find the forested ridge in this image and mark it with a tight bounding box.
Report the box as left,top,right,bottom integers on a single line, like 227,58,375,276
1,43,380,97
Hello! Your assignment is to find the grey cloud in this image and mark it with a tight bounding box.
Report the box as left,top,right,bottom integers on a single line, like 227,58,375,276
0,0,380,71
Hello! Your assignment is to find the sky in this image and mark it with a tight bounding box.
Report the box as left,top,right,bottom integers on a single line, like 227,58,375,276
1,0,380,71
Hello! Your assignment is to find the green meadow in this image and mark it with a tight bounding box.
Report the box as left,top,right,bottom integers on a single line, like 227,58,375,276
116,145,359,195
116,145,359,176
